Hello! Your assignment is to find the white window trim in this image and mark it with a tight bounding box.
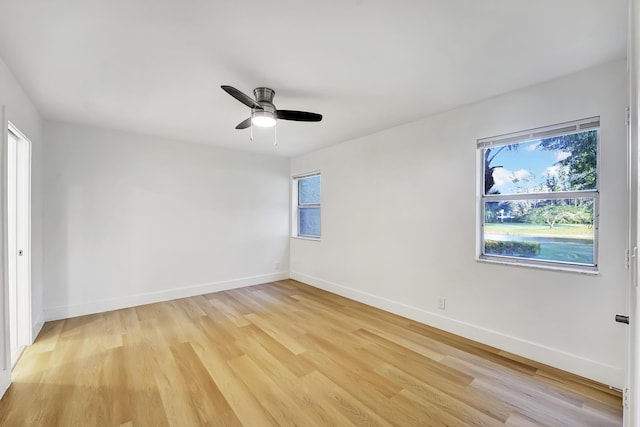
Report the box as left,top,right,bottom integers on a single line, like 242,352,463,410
477,117,600,273
292,171,321,240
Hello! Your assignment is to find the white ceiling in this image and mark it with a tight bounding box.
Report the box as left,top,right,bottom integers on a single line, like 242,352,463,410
0,1,628,157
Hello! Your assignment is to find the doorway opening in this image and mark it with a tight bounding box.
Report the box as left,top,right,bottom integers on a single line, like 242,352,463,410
7,122,31,368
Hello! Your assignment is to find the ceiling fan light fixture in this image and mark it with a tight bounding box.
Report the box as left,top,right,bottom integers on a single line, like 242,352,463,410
251,110,276,127
222,85,322,132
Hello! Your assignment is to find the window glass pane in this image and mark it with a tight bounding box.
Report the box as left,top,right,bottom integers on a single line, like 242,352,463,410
483,198,595,265
299,207,320,237
483,130,598,195
299,175,321,205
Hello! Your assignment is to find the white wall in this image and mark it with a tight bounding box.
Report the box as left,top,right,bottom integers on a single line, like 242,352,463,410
43,122,290,319
291,60,628,387
0,56,44,397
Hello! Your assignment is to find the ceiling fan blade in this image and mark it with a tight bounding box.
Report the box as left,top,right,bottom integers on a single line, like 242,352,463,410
276,110,322,122
221,85,263,110
235,117,252,129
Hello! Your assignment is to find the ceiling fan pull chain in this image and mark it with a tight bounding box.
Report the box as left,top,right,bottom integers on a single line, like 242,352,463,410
274,124,277,146
250,122,254,142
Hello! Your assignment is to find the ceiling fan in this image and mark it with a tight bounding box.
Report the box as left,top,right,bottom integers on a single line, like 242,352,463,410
221,85,322,130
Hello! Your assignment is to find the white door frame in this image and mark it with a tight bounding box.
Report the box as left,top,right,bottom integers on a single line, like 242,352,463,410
7,121,32,367
0,112,33,400
0,105,9,398
628,0,640,425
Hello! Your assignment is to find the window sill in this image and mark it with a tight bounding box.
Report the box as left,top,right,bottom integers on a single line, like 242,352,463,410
477,256,598,275
291,236,321,242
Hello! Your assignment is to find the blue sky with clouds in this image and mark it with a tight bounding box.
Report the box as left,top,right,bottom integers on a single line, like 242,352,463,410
487,140,571,194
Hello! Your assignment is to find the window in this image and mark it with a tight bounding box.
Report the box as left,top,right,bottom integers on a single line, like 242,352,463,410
478,117,599,271
293,172,321,238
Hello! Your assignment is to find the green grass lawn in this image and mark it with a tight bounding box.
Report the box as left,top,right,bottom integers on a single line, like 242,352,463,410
484,223,593,239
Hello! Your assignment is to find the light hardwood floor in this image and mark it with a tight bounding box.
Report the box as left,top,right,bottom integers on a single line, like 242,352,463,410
0,280,622,426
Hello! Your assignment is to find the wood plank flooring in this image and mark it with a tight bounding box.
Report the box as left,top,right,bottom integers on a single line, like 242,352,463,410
0,279,622,426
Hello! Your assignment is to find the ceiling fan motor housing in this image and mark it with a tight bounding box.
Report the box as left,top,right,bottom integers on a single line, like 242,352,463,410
253,87,275,104
254,103,275,115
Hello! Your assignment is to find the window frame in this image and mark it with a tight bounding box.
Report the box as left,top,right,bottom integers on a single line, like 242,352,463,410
477,117,600,273
292,171,321,240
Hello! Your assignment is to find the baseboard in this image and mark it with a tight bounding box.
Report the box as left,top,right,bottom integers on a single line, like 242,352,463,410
0,369,10,400
44,272,289,321
31,315,44,342
291,271,623,388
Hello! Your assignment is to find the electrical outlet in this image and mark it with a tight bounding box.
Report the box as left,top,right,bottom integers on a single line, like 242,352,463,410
275,263,281,271
438,298,446,310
